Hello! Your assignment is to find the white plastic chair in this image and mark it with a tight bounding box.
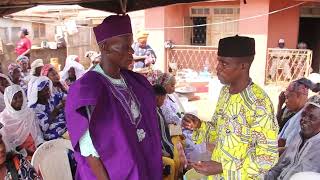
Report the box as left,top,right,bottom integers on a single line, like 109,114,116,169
183,169,207,180
290,172,320,180
31,139,74,180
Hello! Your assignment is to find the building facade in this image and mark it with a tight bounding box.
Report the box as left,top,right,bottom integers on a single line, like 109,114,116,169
140,0,320,85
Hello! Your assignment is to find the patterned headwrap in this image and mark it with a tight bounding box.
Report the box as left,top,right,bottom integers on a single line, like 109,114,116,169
16,56,29,63
27,76,53,107
37,80,50,91
40,64,54,76
137,30,149,40
154,72,174,86
7,63,21,76
286,79,309,95
306,95,320,109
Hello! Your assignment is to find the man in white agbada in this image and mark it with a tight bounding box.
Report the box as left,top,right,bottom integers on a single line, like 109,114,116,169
0,85,43,154
265,95,320,180
278,79,309,148
0,74,12,112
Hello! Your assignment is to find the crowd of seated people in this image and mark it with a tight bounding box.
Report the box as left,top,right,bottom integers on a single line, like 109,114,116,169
1,47,320,180
0,55,85,179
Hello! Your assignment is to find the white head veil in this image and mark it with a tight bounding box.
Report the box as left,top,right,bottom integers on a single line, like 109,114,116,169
0,84,43,151
30,59,44,75
60,60,85,81
0,74,13,112
27,76,53,107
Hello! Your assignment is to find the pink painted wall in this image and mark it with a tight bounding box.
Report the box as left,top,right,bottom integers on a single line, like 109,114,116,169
164,5,185,44
239,0,271,85
145,7,165,28
267,0,301,49
239,0,270,34
163,1,240,45
145,8,167,71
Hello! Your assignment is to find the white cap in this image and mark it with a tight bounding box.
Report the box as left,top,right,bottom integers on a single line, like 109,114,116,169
279,39,285,43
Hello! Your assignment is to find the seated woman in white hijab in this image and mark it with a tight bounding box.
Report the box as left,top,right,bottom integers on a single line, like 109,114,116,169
26,59,44,81
0,84,43,160
28,76,67,141
0,74,12,112
59,59,85,86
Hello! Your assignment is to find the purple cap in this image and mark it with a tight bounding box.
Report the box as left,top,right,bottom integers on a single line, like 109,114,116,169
93,15,132,44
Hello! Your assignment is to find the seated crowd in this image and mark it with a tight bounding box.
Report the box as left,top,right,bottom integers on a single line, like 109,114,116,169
0,28,320,180
1,53,320,180
0,54,89,179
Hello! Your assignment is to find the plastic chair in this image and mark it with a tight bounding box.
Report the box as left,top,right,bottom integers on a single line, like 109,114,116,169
183,169,207,180
290,172,320,180
31,139,74,180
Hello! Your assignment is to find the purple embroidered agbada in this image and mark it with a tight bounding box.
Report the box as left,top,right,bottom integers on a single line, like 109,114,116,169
65,70,162,180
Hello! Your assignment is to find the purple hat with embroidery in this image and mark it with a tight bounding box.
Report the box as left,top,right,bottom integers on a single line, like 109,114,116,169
93,15,132,44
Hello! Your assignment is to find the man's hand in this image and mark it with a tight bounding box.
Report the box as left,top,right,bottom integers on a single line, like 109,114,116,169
190,161,223,176
86,156,110,180
182,114,201,130
278,91,286,108
50,108,60,120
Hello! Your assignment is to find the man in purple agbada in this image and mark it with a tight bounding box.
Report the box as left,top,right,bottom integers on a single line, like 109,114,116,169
65,14,163,180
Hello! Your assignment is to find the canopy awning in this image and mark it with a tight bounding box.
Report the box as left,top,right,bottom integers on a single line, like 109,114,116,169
0,0,212,16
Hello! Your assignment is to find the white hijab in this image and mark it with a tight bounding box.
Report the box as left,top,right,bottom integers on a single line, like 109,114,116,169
27,76,53,107
30,59,44,75
0,73,13,112
60,60,85,81
0,85,43,151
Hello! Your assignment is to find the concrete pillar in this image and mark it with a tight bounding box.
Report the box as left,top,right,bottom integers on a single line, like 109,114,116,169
239,0,270,86
144,7,166,71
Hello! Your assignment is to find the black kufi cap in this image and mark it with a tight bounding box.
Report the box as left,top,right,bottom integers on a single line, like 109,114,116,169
218,35,255,57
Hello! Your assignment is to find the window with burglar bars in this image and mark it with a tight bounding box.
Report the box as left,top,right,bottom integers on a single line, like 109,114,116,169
186,6,240,46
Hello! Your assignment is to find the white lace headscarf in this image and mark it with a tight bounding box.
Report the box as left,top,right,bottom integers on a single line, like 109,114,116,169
0,84,43,151
60,60,85,81
30,59,44,75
